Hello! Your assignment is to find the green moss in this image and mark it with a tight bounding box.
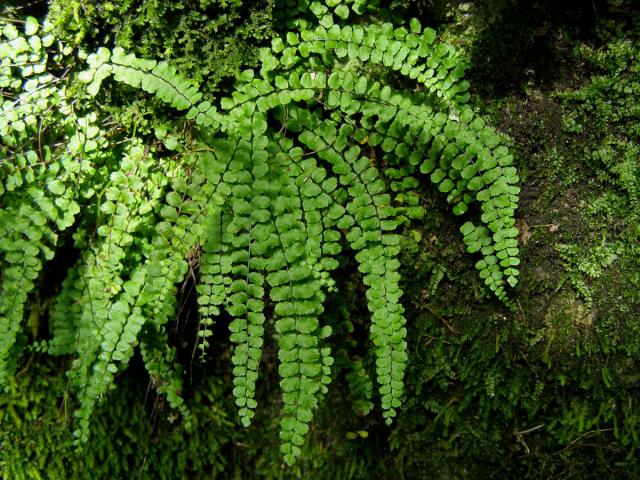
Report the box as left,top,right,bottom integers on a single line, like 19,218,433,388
48,0,274,93
0,359,236,479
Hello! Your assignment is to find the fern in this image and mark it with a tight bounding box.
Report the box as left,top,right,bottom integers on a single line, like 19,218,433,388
0,2,520,466
0,19,102,383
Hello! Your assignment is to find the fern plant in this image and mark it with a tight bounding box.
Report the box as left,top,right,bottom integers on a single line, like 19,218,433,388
0,1,520,466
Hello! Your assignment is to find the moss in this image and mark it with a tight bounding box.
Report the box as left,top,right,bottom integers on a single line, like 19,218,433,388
47,0,274,93
0,358,236,479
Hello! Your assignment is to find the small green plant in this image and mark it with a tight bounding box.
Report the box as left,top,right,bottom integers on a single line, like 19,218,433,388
559,13,640,217
0,0,520,465
555,239,621,305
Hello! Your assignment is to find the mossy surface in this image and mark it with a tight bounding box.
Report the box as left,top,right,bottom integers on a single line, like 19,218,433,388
0,359,237,479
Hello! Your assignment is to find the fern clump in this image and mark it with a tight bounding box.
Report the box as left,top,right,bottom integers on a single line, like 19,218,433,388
0,18,100,382
1,0,520,466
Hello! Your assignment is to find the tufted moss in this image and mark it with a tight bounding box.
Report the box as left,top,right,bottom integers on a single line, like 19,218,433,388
0,358,235,479
47,0,274,93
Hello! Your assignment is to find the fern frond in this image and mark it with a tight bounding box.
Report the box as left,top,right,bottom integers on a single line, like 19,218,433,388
139,323,192,429
268,179,326,464
48,267,81,356
79,47,223,129
0,166,80,382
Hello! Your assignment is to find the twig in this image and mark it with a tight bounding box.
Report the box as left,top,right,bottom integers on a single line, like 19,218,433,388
514,423,545,454
554,428,614,455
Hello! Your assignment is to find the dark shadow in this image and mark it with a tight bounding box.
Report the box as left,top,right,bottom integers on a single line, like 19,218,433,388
1,0,48,18
466,0,608,97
